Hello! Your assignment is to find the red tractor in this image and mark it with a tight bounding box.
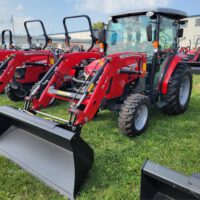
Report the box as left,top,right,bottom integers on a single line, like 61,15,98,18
180,37,200,74
1,29,14,50
1,16,102,101
0,20,57,98
0,29,21,62
0,8,193,199
24,15,104,109
26,8,192,136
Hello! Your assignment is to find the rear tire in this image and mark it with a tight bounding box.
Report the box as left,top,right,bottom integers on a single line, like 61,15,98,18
5,83,30,101
162,64,192,115
118,94,150,137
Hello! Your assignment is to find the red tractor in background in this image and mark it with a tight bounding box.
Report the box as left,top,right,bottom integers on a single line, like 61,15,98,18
24,15,104,109
0,8,193,199
1,29,14,50
0,20,59,99
180,36,200,74
0,29,21,62
1,16,102,101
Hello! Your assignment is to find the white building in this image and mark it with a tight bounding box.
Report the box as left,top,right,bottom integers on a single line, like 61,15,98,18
180,15,200,49
49,30,92,50
0,30,93,50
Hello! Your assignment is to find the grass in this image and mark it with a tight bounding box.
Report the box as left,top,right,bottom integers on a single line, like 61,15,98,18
1,76,200,200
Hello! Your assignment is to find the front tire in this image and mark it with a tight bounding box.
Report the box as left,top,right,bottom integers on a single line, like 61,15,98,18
162,64,192,115
118,94,150,137
5,83,31,101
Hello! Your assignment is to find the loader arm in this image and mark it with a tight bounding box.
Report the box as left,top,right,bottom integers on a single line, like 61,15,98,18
30,52,102,110
0,50,17,62
0,51,52,93
157,53,187,94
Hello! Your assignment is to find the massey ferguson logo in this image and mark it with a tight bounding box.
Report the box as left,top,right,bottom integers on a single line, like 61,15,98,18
127,63,137,69
120,54,134,58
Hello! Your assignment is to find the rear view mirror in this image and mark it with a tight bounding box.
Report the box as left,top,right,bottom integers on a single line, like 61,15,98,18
111,32,118,45
177,28,183,38
146,24,152,41
179,20,188,25
98,29,106,43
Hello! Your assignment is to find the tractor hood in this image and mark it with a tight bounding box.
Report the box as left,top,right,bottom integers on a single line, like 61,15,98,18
84,52,147,75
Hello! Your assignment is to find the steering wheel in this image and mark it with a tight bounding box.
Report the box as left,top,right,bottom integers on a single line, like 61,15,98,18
50,48,65,56
180,46,190,54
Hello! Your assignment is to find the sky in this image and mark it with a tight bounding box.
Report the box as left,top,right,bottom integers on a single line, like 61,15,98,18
1,0,200,35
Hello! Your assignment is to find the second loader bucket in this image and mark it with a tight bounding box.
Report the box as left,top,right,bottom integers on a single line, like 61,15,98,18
140,160,200,200
0,106,94,200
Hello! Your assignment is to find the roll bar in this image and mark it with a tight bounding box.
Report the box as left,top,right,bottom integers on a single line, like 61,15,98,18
63,15,96,52
24,20,49,50
1,29,13,48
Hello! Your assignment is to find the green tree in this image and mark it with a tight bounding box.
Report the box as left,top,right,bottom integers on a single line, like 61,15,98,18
92,22,104,30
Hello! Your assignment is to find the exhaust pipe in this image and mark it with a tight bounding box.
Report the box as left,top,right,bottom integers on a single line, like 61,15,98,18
140,160,200,200
0,106,93,199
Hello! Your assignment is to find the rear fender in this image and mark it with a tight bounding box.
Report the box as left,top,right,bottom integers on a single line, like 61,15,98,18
158,53,186,95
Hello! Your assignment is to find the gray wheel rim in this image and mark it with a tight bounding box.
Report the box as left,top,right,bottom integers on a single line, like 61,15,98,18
179,76,190,106
134,105,148,131
14,88,28,98
49,98,55,105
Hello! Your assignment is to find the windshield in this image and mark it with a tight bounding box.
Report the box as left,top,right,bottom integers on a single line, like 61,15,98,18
107,15,155,58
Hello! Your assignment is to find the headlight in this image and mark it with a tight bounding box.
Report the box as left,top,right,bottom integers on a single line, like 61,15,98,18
14,68,26,79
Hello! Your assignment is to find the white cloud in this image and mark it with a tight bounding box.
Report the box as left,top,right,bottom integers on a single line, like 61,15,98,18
15,4,24,11
75,0,170,14
0,2,31,34
13,16,33,34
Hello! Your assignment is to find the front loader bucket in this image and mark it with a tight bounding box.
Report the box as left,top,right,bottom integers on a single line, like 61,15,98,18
0,106,93,200
140,160,200,200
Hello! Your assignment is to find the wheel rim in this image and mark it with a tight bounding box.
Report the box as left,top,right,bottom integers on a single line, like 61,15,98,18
134,105,148,131
49,98,55,106
14,88,28,98
179,76,190,106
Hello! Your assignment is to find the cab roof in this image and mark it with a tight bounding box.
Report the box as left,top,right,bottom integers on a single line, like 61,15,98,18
111,7,187,20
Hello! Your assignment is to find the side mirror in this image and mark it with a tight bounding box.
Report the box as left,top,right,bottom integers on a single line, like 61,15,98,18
177,28,183,38
98,29,106,43
111,32,118,45
146,24,152,41
179,20,188,25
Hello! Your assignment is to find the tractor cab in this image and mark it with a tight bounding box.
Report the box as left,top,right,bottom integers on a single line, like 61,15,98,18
98,8,188,99
103,8,187,62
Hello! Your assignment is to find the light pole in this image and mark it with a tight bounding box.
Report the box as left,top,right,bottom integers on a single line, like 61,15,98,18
10,15,15,34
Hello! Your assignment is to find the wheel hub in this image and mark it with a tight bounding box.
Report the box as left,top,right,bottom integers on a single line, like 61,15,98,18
135,105,148,131
179,76,190,106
